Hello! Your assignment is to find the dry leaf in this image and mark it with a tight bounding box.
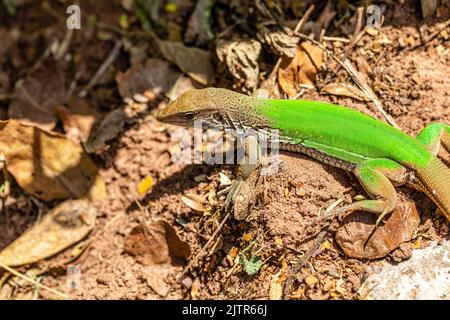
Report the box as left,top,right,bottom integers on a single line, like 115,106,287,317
8,58,67,130
0,199,96,266
116,58,181,100
123,220,191,266
0,120,104,201
181,193,210,212
158,40,214,85
216,39,261,91
269,269,285,300
278,42,323,98
146,265,171,296
185,0,214,46
321,83,369,101
335,200,420,259
262,30,299,58
421,0,437,18
167,75,204,101
84,108,128,153
54,97,98,144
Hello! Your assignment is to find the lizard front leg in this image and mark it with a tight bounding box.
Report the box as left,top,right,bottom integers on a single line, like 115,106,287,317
218,135,262,212
416,123,450,156
319,158,408,226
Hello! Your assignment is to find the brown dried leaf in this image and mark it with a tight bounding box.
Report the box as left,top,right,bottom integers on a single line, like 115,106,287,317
116,58,181,100
0,120,104,201
321,83,369,101
158,40,214,85
146,265,170,296
84,108,128,154
8,58,67,130
263,30,299,58
335,200,420,259
278,42,323,98
0,199,96,266
123,220,191,266
421,0,437,18
181,193,210,213
216,39,261,91
167,75,204,101
54,97,99,144
185,0,214,46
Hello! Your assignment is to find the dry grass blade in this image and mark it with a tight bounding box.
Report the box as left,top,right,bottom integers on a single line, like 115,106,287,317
294,32,400,129
0,262,70,299
164,210,232,298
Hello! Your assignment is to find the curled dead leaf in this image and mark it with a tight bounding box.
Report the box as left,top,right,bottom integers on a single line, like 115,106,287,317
167,75,204,101
185,0,214,46
0,120,104,201
262,30,299,58
278,42,323,98
8,58,67,130
158,40,214,85
84,108,128,154
0,199,96,266
116,58,181,101
321,83,369,101
181,193,210,213
216,39,261,92
335,200,420,259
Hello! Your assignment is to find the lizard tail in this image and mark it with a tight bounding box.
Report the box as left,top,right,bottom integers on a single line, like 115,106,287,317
416,157,450,221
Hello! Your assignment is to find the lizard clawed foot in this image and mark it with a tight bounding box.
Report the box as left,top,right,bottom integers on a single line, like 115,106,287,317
307,199,394,230
218,179,244,210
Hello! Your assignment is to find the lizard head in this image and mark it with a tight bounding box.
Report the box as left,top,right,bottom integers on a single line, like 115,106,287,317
156,89,220,128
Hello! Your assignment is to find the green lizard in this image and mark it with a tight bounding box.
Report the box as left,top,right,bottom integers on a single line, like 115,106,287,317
157,88,450,225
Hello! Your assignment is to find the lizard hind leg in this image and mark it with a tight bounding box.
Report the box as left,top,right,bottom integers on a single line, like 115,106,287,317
416,123,450,155
319,159,408,226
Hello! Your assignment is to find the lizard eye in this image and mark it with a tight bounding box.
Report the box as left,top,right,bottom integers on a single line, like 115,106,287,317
183,112,195,120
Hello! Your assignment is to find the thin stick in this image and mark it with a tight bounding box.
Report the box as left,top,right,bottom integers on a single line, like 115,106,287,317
269,4,315,79
283,229,327,299
323,36,350,43
78,40,122,98
164,210,232,298
407,18,450,51
294,32,400,129
351,7,364,45
0,261,70,299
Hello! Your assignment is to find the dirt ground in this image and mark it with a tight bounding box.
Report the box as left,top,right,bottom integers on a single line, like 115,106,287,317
0,0,449,300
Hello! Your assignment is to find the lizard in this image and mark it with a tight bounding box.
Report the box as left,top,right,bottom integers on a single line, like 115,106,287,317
157,87,450,225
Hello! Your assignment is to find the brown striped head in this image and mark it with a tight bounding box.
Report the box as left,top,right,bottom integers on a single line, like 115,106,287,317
157,88,264,129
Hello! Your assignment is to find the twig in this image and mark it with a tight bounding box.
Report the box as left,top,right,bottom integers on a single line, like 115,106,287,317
78,39,123,98
407,18,450,51
351,7,364,45
294,31,400,129
323,36,350,43
54,29,74,61
283,229,327,300
164,210,233,298
283,195,346,299
268,4,315,79
0,262,70,299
